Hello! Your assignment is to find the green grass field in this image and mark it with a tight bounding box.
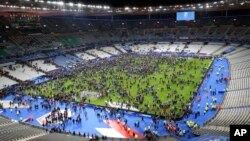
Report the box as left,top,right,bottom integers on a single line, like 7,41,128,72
24,55,212,118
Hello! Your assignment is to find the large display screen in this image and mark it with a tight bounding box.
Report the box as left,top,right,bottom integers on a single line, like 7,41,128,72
176,11,195,21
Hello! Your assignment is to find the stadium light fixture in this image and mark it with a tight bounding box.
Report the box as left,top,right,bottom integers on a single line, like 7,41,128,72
57,1,64,6
124,7,129,10
206,4,210,8
68,2,74,7
77,3,82,7
96,5,102,9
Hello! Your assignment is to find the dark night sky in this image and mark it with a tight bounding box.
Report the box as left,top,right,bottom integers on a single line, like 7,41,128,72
63,0,221,7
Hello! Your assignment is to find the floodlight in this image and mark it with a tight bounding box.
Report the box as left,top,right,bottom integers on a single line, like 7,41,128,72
68,2,74,7
57,1,64,6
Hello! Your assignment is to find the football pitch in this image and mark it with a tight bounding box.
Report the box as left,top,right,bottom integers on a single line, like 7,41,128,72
24,54,212,118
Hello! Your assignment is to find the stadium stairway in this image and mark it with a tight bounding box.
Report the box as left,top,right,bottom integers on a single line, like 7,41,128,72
211,45,225,55
196,45,204,54
84,51,101,59
113,46,125,54
49,58,62,68
98,48,114,56
66,52,84,62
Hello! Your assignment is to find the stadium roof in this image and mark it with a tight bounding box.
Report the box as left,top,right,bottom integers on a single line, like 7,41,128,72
0,0,249,16
64,0,223,7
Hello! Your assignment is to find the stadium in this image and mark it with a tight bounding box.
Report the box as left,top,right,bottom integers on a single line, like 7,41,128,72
0,0,249,141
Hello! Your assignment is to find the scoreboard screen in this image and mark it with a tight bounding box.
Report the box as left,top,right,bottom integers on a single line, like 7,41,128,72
176,11,195,21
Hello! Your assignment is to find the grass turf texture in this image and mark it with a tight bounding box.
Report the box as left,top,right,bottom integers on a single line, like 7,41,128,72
24,55,212,118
